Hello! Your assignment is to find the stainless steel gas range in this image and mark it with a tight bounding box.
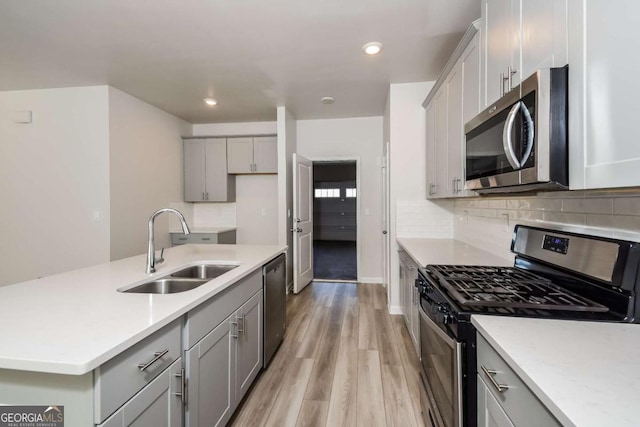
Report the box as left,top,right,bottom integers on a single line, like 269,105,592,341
415,225,640,427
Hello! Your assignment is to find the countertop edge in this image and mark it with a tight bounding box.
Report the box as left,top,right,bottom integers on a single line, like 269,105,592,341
0,247,286,376
471,315,576,427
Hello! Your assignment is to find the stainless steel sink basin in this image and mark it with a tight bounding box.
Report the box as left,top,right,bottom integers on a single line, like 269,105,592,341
122,278,208,294
170,264,239,279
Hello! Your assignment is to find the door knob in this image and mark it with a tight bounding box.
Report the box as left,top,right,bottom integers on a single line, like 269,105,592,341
290,228,296,233
297,228,303,232
382,230,387,234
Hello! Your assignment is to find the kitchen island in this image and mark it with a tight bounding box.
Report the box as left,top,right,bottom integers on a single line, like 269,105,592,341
473,315,640,427
0,243,286,426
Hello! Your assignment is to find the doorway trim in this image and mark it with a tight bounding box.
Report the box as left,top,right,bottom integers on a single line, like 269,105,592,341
309,156,362,283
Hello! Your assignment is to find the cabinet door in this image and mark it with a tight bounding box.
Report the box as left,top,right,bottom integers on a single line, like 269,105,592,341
477,375,515,427
184,140,206,202
253,136,278,173
462,33,481,125
446,59,463,197
433,87,448,198
425,101,437,198
204,138,234,202
520,0,567,82
227,137,254,174
410,275,420,357
569,1,640,189
99,359,183,427
186,316,235,427
482,0,519,107
236,290,263,404
398,254,409,325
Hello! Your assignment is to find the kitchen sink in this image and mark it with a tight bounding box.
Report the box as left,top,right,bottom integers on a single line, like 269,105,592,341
121,278,208,294
119,263,240,294
170,264,239,279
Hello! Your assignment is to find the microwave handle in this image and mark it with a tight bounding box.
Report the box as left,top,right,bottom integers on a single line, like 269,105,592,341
502,101,522,169
520,103,535,166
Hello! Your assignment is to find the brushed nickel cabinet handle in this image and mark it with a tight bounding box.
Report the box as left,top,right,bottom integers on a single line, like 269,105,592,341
481,365,509,393
174,368,186,403
137,349,169,371
230,320,238,339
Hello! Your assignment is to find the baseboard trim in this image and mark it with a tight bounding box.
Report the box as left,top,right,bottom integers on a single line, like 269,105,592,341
359,277,383,284
388,305,403,315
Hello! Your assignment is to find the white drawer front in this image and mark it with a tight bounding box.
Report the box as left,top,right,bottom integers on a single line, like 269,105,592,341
477,334,560,427
94,319,182,424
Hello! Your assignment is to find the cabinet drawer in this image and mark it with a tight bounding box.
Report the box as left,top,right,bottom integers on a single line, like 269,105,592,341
172,231,237,245
172,233,218,245
184,268,262,348
94,319,182,424
98,358,183,427
476,334,560,427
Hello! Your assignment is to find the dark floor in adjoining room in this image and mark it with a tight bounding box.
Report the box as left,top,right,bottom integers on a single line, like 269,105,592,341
313,240,357,280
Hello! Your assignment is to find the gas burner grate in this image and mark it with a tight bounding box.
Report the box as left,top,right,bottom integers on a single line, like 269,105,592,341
426,265,609,312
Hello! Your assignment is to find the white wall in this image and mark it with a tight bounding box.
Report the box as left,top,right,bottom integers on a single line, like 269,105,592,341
108,88,192,260
386,81,455,313
296,117,383,282
191,121,278,244
0,86,111,286
277,107,297,287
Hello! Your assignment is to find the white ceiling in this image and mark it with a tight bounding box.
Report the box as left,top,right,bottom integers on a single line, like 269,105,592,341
0,0,480,123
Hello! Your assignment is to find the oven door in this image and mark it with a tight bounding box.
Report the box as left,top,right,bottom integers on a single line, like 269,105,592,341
419,304,462,427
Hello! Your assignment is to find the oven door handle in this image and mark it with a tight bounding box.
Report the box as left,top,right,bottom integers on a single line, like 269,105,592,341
502,101,522,170
418,305,456,349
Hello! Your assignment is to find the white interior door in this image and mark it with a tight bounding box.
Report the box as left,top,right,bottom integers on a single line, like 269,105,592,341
292,153,313,294
382,142,390,289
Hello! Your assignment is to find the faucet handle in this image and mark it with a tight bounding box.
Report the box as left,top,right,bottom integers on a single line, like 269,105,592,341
155,247,165,265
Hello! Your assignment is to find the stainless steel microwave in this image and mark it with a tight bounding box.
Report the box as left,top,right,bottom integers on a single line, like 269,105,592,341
464,66,568,194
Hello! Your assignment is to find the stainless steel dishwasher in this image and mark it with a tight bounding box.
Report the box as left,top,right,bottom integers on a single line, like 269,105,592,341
263,253,286,367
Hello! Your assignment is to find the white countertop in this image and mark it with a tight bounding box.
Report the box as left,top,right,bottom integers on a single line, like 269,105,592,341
169,226,236,233
397,238,513,267
0,244,285,375
472,315,640,427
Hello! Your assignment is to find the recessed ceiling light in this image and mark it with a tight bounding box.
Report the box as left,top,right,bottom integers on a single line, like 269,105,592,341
321,96,335,104
363,42,382,55
204,98,217,106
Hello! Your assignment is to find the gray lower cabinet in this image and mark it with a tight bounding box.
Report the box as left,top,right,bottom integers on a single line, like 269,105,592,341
398,250,420,357
477,377,515,427
185,289,263,427
98,359,183,427
186,315,235,427
477,333,560,427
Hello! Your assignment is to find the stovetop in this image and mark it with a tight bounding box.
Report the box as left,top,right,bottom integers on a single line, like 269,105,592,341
426,265,609,312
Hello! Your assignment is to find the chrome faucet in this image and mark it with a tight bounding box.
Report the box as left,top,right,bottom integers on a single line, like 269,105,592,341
146,208,191,274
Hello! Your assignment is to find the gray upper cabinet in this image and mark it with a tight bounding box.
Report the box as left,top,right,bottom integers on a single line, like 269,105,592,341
227,136,277,174
184,138,235,202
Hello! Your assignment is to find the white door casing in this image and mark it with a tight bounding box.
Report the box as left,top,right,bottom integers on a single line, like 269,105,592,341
292,153,313,294
382,142,390,290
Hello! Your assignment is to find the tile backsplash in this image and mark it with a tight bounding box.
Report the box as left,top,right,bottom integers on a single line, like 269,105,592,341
396,199,454,238
452,189,640,260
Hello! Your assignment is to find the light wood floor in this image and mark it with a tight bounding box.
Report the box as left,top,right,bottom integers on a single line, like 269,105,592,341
231,281,428,427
